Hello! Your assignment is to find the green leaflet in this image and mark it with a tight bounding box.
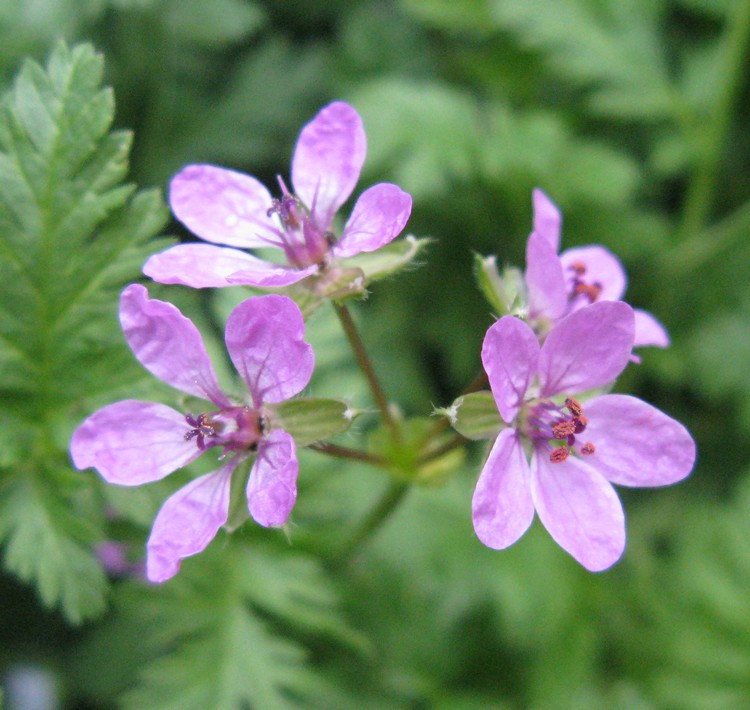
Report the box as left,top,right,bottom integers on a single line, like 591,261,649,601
0,42,168,621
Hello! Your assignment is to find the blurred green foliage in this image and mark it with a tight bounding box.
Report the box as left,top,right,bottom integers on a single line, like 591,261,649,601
1,0,749,708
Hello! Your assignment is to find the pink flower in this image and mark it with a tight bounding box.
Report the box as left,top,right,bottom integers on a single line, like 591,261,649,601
525,189,670,352
472,301,695,571
143,101,412,289
71,285,314,582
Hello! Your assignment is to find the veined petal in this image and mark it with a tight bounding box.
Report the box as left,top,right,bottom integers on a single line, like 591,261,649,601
120,284,229,406
146,459,238,583
539,301,634,398
582,394,695,487
248,429,298,527
225,295,314,406
482,316,539,423
559,245,627,302
525,231,567,321
226,262,318,287
292,102,366,231
634,309,670,348
70,400,201,485
532,188,561,252
143,243,286,289
472,429,535,549
333,183,412,258
531,449,625,572
170,164,279,248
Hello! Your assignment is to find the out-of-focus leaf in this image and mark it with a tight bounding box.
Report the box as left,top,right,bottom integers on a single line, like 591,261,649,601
72,542,361,710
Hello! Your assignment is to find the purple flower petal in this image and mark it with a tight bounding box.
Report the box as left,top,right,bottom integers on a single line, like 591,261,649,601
532,188,561,251
225,295,314,406
248,429,298,527
120,284,229,407
291,102,366,231
333,183,412,258
146,460,238,583
538,301,634,397
226,262,318,288
581,394,695,487
482,316,539,423
559,245,627,302
633,308,670,348
472,429,535,549
170,165,279,248
531,449,625,571
143,244,293,289
525,231,567,321
70,400,201,485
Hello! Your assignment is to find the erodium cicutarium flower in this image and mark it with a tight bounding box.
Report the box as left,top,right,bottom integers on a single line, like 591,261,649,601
142,101,412,290
525,189,670,353
71,285,314,582
472,301,695,571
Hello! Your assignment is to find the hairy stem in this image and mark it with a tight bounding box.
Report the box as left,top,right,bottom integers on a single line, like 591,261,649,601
309,441,386,467
333,301,401,441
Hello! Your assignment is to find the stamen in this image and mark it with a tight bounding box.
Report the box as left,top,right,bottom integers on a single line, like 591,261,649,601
581,442,596,455
550,447,570,463
184,413,218,450
574,282,602,302
573,415,587,433
267,194,302,229
568,261,587,276
565,398,583,417
552,420,576,439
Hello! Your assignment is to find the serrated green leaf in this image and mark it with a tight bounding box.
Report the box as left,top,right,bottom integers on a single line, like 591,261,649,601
0,42,168,622
0,467,108,624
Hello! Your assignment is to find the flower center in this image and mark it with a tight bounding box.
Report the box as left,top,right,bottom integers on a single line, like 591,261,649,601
184,407,264,453
525,396,597,463
567,261,602,304
265,176,331,268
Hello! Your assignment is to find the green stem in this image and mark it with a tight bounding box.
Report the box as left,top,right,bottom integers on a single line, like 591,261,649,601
332,481,409,565
678,0,750,239
417,432,467,466
309,441,386,467
333,301,401,441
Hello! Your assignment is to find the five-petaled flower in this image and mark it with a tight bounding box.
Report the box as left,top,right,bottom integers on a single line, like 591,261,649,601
525,188,670,355
71,284,314,583
472,301,695,571
143,101,412,290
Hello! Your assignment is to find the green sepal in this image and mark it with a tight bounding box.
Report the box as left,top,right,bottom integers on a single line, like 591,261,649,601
280,266,367,317
224,460,251,533
267,398,356,446
473,253,527,317
436,390,504,440
342,234,429,283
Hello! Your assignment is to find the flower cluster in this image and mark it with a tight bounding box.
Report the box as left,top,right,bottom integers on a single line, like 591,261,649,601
471,193,695,570
71,101,695,583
